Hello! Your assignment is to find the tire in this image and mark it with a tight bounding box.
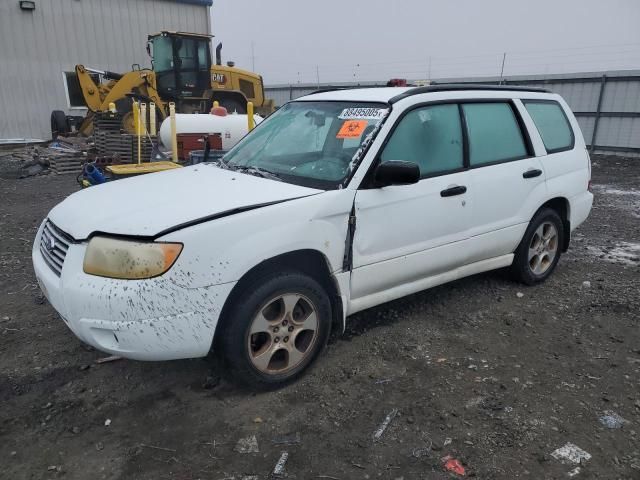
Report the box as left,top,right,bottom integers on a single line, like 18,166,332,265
219,98,246,114
511,208,564,285
217,270,332,388
213,92,248,114
50,110,68,139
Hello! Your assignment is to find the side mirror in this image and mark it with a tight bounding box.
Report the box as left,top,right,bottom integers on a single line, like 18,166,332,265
374,160,420,187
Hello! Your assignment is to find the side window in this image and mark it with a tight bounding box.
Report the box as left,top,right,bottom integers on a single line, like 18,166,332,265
523,100,574,153
380,104,463,176
462,102,528,166
239,78,256,99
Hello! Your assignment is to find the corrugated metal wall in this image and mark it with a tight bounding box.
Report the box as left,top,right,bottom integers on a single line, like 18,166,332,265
0,0,210,139
465,72,640,157
265,71,640,157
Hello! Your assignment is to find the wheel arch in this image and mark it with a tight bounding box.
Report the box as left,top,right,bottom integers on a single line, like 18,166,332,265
213,249,344,351
536,197,571,252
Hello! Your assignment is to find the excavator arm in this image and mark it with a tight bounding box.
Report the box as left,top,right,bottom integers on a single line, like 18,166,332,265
75,65,166,114
75,65,108,112
75,65,168,135
101,71,165,113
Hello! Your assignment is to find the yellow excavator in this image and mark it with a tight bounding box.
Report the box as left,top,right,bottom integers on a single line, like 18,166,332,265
51,31,274,137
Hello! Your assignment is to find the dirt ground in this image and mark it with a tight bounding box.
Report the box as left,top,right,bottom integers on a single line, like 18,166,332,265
1,155,639,480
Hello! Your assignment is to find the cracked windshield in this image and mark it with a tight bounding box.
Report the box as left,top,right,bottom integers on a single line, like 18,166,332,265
222,101,388,189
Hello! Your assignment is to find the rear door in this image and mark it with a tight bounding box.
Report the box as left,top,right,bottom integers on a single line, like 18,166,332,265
463,101,547,263
521,99,588,200
350,103,471,303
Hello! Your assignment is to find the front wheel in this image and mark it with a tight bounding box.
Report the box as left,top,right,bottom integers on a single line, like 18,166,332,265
511,208,564,285
217,271,332,388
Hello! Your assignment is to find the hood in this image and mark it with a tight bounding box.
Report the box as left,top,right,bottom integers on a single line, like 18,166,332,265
49,164,321,240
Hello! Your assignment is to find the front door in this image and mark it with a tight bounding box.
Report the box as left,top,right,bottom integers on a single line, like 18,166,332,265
350,103,471,304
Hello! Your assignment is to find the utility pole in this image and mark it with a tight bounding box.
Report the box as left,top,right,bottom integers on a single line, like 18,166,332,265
316,65,320,88
499,52,507,84
428,56,432,80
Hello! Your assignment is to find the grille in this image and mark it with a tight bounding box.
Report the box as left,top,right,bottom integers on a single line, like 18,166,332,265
39,220,73,276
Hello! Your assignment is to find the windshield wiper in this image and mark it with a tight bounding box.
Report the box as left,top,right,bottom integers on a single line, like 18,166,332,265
209,158,231,170
231,165,284,182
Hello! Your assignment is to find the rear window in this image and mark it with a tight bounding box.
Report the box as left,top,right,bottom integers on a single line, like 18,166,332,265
462,102,528,166
523,100,574,153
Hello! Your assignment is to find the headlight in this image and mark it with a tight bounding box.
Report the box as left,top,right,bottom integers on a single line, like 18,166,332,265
83,236,183,279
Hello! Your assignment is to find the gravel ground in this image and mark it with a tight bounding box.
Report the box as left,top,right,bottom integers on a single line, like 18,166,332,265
0,155,639,480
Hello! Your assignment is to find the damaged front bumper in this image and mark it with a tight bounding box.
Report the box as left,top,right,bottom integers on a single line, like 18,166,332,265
32,222,235,361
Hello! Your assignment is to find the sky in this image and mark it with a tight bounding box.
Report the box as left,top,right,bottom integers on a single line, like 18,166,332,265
210,0,640,85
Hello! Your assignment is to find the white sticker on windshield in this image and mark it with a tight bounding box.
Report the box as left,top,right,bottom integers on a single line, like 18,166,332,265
338,107,388,120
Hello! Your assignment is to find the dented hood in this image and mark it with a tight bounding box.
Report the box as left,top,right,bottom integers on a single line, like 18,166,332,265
48,164,321,240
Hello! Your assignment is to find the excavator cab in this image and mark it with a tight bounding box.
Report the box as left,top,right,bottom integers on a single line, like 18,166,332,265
148,31,212,102
57,31,275,138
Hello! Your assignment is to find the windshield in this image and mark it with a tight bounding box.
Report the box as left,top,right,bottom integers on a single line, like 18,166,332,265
222,101,389,189
151,36,173,72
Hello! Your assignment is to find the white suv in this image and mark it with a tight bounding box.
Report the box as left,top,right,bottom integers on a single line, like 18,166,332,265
33,85,593,387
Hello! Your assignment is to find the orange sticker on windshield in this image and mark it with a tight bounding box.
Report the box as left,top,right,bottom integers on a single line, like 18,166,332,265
336,120,367,139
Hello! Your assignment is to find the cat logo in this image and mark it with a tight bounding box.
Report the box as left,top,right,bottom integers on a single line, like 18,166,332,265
212,73,226,84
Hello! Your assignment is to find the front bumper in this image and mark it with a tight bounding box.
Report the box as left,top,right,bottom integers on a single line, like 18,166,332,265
32,222,235,361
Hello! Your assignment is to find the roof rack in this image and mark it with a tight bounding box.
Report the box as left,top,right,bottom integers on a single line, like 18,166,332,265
389,83,550,104
307,87,348,95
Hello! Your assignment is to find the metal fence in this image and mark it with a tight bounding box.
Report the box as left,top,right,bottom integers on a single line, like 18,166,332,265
265,70,640,157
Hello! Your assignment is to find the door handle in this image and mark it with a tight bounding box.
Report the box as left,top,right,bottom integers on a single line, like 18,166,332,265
523,169,543,179
440,185,467,197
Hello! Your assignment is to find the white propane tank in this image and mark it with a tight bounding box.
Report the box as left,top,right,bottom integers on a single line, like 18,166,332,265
159,113,263,151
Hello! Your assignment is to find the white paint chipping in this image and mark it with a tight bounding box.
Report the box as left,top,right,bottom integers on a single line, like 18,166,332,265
234,435,259,454
272,451,289,477
551,443,592,465
373,408,399,441
568,466,581,477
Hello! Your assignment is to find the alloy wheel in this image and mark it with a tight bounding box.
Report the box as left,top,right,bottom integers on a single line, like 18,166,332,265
528,221,559,275
247,293,319,374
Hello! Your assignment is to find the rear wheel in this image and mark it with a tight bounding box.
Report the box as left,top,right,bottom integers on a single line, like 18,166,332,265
511,208,564,285
217,271,332,388
219,98,246,114
51,110,68,139
213,92,248,114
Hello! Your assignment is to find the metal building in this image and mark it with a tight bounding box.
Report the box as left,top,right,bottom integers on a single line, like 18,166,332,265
266,70,640,157
0,0,212,140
